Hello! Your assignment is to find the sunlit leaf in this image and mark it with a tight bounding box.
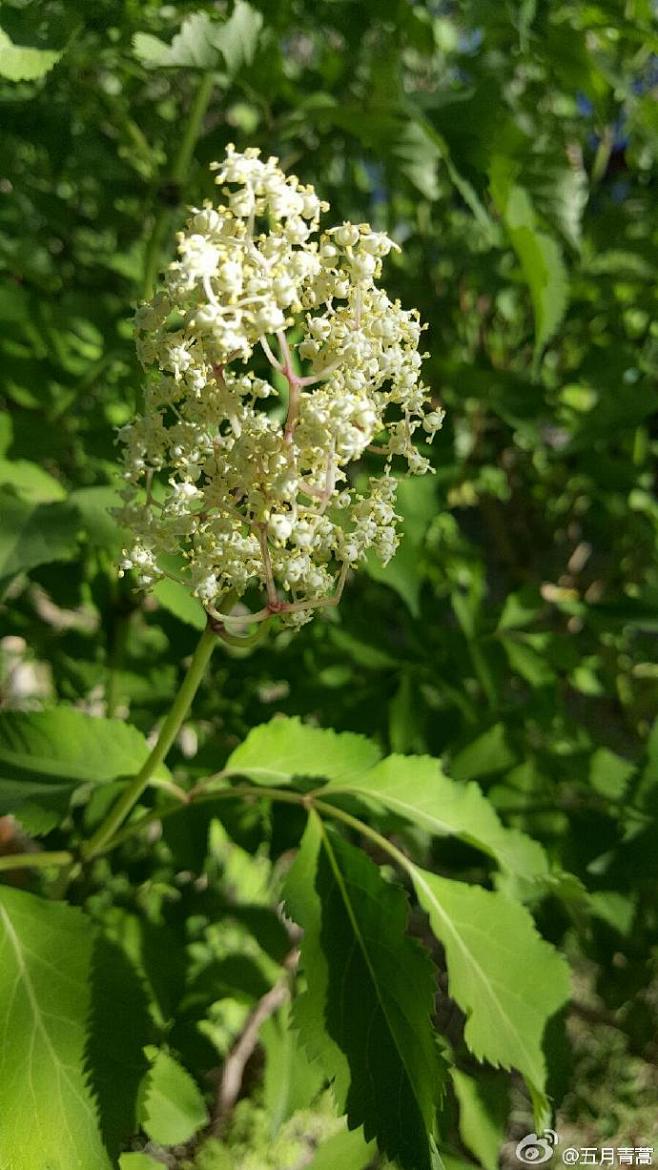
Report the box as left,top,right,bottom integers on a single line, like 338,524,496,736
411,864,570,1115
226,716,381,787
0,888,111,1170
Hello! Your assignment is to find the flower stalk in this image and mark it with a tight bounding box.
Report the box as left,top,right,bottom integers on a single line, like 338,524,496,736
82,620,217,860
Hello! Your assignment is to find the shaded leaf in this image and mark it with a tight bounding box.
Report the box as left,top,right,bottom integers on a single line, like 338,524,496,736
450,724,517,782
133,12,220,70
0,490,79,584
491,157,568,365
451,1068,509,1170
589,748,635,800
0,458,65,503
87,935,154,1158
365,475,437,616
284,815,444,1170
71,485,124,551
154,576,206,630
133,4,262,75
0,707,170,832
261,1001,325,1136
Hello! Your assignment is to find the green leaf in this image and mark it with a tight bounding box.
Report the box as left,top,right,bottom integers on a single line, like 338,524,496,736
120,1155,163,1170
392,117,442,201
284,815,444,1170
0,490,79,584
0,707,170,832
0,458,65,503
0,887,111,1170
589,748,635,800
588,891,635,936
417,115,499,237
154,576,206,630
212,0,263,75
322,753,548,880
388,671,425,753
451,1068,508,1170
501,634,556,687
410,865,570,1113
526,158,588,251
450,724,517,782
70,485,124,550
365,475,437,616
329,626,399,670
225,716,381,787
305,1123,376,1170
261,1001,325,1135
0,28,62,81
134,12,220,70
138,1049,208,1145
133,4,262,75
87,936,154,1158
490,158,568,366
497,589,543,632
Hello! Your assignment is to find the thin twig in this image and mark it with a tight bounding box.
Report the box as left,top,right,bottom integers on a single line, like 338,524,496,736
213,947,300,1132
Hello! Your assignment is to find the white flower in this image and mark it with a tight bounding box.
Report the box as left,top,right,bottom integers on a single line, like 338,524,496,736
119,147,443,628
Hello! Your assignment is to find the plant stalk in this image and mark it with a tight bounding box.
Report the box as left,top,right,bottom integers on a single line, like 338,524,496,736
0,850,73,873
82,622,217,860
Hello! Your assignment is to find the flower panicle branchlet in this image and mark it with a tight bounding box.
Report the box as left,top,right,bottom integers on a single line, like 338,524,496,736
118,146,444,629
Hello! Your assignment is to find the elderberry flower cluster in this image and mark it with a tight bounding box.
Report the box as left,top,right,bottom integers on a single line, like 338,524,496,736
118,146,444,628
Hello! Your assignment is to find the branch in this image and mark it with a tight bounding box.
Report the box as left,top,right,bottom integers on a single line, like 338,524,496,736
213,945,300,1132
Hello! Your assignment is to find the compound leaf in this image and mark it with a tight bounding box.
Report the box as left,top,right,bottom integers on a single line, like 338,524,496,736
0,887,111,1170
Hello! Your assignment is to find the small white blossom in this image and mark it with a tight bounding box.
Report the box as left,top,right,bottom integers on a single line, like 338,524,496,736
118,146,443,628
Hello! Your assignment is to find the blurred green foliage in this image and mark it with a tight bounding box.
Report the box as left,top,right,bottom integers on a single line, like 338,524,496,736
1,0,658,1166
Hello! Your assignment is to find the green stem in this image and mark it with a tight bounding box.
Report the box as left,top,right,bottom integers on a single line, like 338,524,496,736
0,850,73,873
82,623,217,860
102,781,413,885
142,70,216,299
591,127,613,186
313,798,414,875
171,72,215,186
